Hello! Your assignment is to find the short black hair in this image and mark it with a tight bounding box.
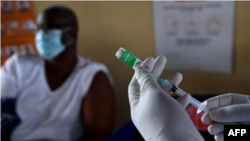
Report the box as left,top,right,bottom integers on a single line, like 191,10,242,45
42,5,78,30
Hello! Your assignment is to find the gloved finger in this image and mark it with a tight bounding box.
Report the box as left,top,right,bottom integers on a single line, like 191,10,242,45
129,57,155,88
200,97,219,124
151,55,167,77
210,104,250,123
230,94,250,104
202,93,250,111
128,75,140,109
135,66,160,94
167,72,183,86
142,57,155,72
214,132,224,141
201,93,250,124
201,113,214,124
201,111,243,124
208,123,224,135
128,57,155,108
161,72,183,94
176,94,191,108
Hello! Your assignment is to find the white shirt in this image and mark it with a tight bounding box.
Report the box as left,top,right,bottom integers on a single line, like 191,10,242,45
1,54,113,141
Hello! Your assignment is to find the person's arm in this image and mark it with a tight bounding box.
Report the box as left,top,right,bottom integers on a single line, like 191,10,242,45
1,55,19,99
81,71,115,141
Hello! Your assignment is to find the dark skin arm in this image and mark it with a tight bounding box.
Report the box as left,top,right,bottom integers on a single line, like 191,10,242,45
82,71,115,141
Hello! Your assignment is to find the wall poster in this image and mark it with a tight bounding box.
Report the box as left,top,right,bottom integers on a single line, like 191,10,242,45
152,1,235,73
1,1,37,65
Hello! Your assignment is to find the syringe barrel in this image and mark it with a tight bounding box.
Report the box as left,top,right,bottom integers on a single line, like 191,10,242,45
190,97,201,109
172,86,201,109
174,87,186,97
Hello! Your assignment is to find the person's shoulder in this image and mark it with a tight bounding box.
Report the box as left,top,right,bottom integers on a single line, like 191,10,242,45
15,53,42,63
77,55,113,85
1,53,42,79
3,53,40,66
2,53,42,71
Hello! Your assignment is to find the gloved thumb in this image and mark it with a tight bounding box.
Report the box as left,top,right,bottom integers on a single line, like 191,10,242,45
135,66,160,94
176,94,191,108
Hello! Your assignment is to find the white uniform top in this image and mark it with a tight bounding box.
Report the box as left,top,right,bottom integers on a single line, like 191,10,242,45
1,54,113,141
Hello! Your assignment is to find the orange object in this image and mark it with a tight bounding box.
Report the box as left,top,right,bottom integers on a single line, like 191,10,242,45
1,1,36,65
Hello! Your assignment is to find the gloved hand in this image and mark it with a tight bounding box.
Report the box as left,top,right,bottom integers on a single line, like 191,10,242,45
128,56,204,141
201,93,250,141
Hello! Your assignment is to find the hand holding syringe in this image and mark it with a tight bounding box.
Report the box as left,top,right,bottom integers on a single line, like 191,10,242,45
116,47,209,114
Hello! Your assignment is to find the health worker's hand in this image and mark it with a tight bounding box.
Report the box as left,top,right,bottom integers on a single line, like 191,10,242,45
201,93,250,141
128,56,204,141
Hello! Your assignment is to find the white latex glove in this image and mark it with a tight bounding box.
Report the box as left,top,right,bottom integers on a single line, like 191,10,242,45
201,93,250,141
128,56,204,141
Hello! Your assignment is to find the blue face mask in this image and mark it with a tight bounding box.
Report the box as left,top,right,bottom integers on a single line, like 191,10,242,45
35,29,73,60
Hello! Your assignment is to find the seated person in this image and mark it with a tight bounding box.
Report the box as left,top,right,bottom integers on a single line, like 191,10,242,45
1,5,115,141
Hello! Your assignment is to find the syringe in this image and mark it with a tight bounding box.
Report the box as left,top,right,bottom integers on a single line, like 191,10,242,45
157,77,209,113
115,47,209,114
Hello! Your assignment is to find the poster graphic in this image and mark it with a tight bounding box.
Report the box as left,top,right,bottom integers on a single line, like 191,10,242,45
1,1,37,65
205,12,223,32
22,20,35,34
4,45,18,57
20,43,35,54
152,1,235,73
16,1,30,12
5,21,19,35
1,1,13,14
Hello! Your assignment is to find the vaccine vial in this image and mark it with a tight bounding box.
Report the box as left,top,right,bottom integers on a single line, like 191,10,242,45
115,47,143,70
